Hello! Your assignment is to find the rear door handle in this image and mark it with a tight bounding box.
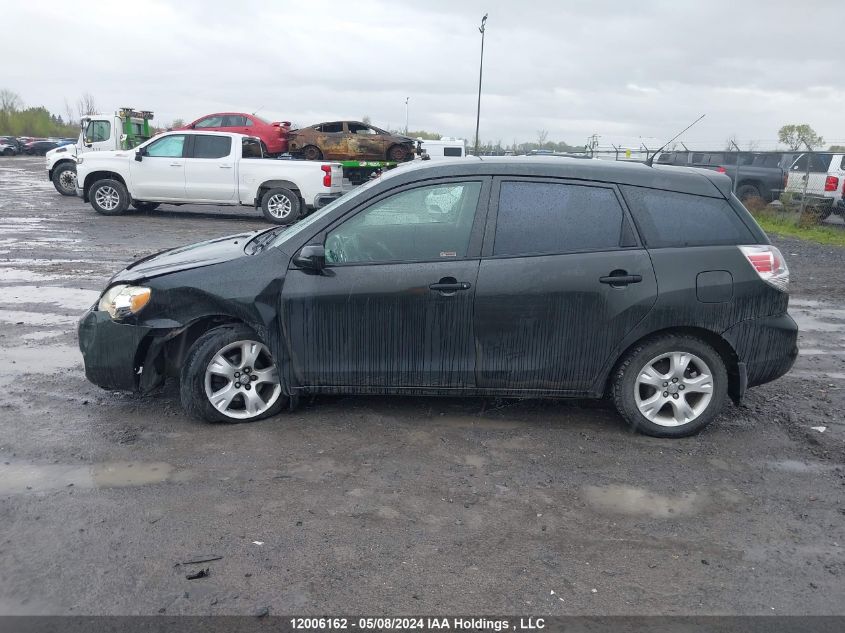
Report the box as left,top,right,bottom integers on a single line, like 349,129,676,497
599,274,642,286
170,162,182,167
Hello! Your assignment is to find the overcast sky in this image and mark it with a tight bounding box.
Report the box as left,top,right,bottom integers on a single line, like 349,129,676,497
2,0,843,149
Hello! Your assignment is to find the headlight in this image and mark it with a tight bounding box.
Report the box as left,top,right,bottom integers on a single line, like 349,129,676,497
98,284,151,320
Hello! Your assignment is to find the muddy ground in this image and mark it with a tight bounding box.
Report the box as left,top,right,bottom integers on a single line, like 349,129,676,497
0,156,843,616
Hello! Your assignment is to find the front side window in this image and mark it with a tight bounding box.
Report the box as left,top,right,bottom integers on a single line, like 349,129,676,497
493,182,625,257
620,185,754,248
145,135,186,158
325,182,482,264
192,135,231,159
86,120,110,143
195,116,224,128
348,123,378,135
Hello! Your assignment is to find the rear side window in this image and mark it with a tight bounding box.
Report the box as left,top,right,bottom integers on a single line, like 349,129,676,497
192,135,231,159
620,186,754,248
444,147,463,157
493,182,625,256
791,153,832,173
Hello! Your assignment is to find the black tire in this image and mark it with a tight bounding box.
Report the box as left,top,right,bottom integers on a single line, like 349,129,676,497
2,148,13,157
131,201,161,212
302,145,322,161
736,184,762,203
387,144,409,162
180,324,288,423
260,187,301,224
89,179,130,216
51,163,77,196
611,334,728,438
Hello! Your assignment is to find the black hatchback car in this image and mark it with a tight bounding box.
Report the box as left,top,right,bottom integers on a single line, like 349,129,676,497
78,158,797,437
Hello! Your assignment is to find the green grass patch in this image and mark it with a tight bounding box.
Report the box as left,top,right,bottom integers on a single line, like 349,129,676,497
751,209,845,247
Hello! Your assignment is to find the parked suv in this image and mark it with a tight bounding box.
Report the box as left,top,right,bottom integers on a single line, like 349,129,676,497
78,158,797,438
785,152,845,218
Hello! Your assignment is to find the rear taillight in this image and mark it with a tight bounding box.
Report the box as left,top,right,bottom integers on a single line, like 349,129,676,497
824,176,839,192
716,166,726,173
739,245,789,292
321,164,331,187
783,171,788,190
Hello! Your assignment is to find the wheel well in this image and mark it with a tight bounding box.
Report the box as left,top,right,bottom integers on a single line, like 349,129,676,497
737,179,763,193
157,316,245,378
255,181,302,207
49,159,76,179
603,326,740,397
83,171,127,198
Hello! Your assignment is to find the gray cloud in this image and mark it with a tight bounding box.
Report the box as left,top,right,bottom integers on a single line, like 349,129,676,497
2,0,842,149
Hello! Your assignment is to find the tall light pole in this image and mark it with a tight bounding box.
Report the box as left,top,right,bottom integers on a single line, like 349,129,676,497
405,97,409,134
474,13,488,156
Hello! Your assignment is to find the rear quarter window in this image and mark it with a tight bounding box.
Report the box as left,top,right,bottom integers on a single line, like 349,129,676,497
620,185,754,248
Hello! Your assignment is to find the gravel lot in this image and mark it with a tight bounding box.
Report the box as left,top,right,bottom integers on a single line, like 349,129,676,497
0,156,843,616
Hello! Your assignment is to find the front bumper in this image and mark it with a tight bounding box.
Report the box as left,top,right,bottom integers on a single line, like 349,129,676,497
78,309,153,391
722,312,798,388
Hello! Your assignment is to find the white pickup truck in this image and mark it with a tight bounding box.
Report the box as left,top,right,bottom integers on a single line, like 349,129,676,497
75,131,345,224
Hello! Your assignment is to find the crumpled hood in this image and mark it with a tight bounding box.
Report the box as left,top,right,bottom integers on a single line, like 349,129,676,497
109,231,258,284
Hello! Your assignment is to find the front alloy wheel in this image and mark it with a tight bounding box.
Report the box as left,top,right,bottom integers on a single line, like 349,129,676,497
180,325,287,423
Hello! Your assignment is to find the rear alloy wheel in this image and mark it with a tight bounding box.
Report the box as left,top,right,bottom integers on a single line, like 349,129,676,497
612,335,727,438
302,145,322,161
180,325,287,423
736,184,762,204
52,163,77,196
131,201,160,212
260,187,301,224
89,179,130,215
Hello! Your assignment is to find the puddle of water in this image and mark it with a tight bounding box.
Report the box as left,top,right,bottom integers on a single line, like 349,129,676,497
792,310,845,333
583,484,704,518
0,345,81,374
766,460,830,473
790,370,845,381
0,309,78,326
0,268,75,282
799,348,845,356
0,285,98,310
19,330,66,342
0,462,177,494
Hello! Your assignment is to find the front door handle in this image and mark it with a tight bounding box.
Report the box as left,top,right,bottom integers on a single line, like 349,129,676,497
170,162,182,167
599,273,642,286
429,277,472,294
219,164,233,169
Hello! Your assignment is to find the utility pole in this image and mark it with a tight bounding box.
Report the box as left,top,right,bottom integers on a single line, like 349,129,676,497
404,97,409,135
474,13,488,156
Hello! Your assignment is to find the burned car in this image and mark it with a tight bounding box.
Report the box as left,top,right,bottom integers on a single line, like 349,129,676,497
288,121,421,162
78,157,798,438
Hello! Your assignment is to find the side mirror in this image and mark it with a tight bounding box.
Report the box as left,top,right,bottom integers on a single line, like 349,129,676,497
135,147,146,162
293,245,325,271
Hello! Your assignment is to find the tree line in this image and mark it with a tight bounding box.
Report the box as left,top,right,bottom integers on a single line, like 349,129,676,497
0,88,98,138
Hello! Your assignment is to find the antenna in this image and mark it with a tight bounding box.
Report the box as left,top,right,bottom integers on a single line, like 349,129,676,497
252,106,264,115
645,114,706,166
